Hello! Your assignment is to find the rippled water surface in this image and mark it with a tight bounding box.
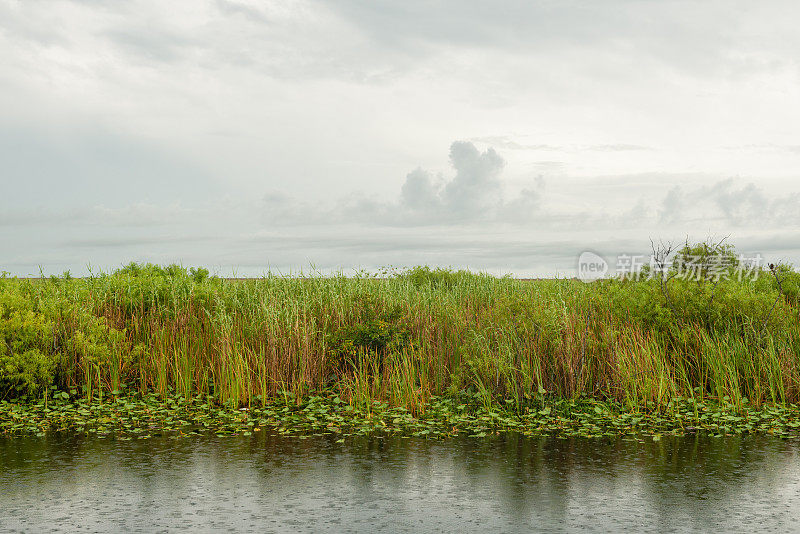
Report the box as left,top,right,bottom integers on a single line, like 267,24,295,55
2,432,800,532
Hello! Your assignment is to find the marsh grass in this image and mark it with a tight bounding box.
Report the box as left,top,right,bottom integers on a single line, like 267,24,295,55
1,262,799,416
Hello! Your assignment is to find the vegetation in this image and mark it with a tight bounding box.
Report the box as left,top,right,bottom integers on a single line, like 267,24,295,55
2,241,800,438
5,390,800,440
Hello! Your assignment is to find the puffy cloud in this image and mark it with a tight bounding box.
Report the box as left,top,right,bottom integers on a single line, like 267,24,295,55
3,2,800,275
397,141,505,219
709,179,770,224
499,188,541,224
5,169,800,277
400,168,441,211
653,178,800,228
659,186,686,224
255,143,800,239
441,141,504,215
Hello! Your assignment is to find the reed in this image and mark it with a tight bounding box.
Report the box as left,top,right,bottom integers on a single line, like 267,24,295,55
1,260,799,413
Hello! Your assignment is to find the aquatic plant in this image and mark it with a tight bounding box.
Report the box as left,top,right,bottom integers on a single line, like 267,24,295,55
0,249,798,420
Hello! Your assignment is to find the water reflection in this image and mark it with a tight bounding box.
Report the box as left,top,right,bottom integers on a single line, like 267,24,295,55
2,433,800,532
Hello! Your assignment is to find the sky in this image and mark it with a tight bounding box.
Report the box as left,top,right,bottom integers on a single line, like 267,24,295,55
2,0,800,277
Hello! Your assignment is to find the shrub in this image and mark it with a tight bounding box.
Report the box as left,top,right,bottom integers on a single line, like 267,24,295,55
398,266,475,289
0,292,60,397
326,308,413,374
0,348,57,397
189,267,210,283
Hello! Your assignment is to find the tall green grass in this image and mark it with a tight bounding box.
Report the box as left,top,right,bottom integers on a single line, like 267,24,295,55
1,261,799,412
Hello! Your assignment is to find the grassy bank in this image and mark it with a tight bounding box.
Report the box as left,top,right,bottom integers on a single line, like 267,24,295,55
2,249,800,439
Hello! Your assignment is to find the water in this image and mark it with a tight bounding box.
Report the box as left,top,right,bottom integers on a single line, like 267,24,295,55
2,433,800,533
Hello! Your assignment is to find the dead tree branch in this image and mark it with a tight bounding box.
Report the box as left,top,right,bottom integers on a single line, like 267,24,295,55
651,238,678,316
761,263,784,335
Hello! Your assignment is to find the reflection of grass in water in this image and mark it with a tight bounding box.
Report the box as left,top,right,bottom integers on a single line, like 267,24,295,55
0,254,799,419
2,430,795,533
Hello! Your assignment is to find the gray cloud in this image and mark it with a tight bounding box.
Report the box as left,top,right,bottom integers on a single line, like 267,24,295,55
260,141,529,227
0,121,221,210
468,137,652,153
214,0,270,23
400,168,441,212
320,0,800,80
723,144,800,153
67,235,212,248
659,186,685,224
105,28,196,64
399,141,505,218
589,144,652,152
655,179,800,227
498,188,541,224
710,179,771,224
253,142,800,238
442,141,504,214
3,1,800,277
4,171,800,277
468,136,560,151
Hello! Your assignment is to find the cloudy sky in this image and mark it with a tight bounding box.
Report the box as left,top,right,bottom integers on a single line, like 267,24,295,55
2,0,800,276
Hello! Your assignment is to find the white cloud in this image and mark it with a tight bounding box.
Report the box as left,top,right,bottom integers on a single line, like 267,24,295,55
2,1,800,275
397,141,505,219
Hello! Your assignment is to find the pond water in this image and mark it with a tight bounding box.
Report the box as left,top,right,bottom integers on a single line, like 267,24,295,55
2,432,800,532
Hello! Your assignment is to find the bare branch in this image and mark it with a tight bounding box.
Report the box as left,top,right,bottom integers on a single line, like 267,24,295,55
761,263,784,335
651,238,677,316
